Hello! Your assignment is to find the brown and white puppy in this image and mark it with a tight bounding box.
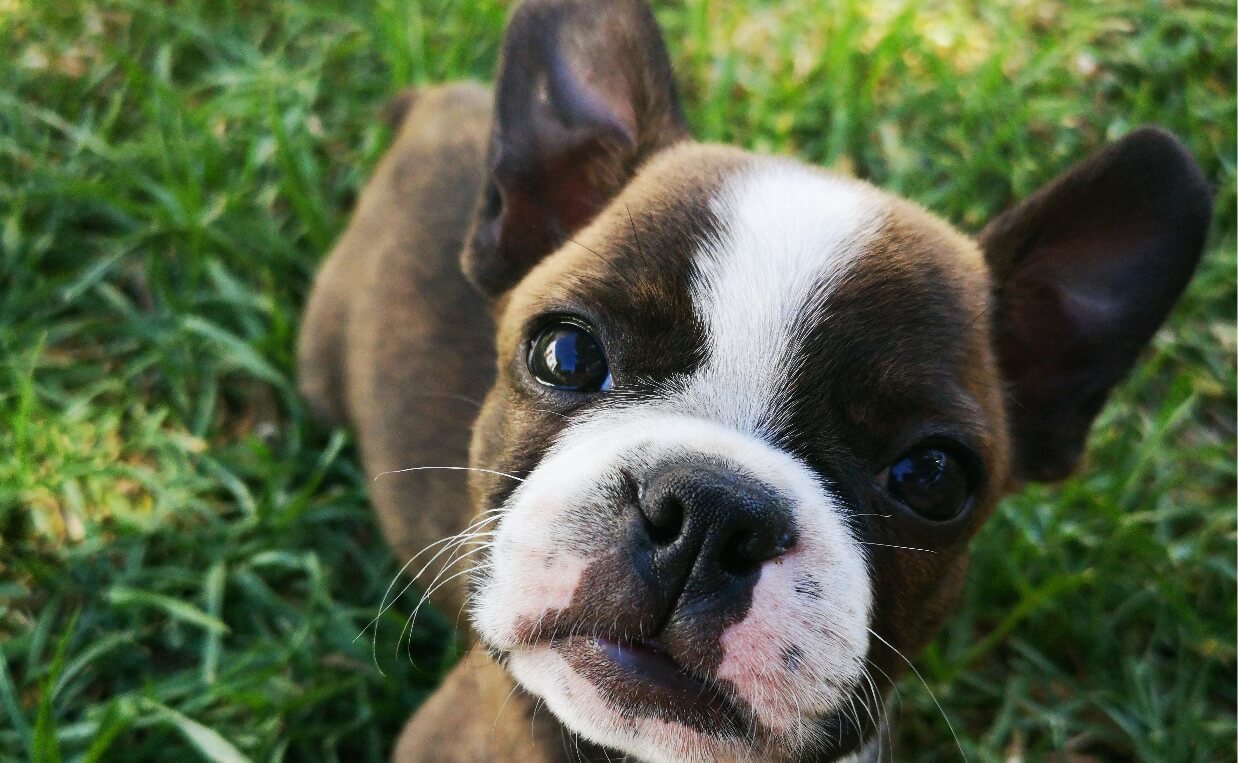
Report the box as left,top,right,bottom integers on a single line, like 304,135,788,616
296,1,1212,760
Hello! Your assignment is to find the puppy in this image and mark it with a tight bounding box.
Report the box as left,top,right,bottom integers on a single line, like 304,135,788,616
296,1,1211,760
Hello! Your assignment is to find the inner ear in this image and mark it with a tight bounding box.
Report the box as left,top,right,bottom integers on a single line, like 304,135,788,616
462,0,688,298
981,127,1211,482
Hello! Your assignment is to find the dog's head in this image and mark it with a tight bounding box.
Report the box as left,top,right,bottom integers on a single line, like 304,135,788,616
458,1,1210,760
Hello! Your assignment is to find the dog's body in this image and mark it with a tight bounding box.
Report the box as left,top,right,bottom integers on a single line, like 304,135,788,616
298,2,1211,761
299,83,494,619
297,80,578,760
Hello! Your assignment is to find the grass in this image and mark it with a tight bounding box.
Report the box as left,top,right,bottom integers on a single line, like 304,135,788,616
0,0,1232,760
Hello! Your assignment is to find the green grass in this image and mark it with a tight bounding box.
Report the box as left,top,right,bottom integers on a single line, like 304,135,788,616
0,1,1232,760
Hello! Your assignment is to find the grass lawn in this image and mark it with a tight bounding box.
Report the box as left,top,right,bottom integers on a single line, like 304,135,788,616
1,0,1233,760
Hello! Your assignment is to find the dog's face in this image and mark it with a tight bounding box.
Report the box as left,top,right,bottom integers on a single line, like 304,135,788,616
471,145,1008,759
455,2,1210,761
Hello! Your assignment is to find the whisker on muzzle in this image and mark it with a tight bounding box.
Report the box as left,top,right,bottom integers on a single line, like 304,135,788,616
493,680,524,734
361,514,502,635
402,557,495,661
867,627,966,762
361,508,507,673
396,391,488,408
373,465,527,483
858,542,937,554
853,664,890,760
865,655,904,759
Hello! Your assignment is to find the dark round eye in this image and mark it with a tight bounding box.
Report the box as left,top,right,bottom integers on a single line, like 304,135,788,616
887,445,973,521
527,322,612,392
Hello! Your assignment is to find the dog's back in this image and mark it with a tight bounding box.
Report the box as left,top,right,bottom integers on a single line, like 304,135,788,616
297,83,494,615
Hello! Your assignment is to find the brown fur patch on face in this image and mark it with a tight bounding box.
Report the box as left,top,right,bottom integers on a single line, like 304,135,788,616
774,198,1011,682
468,143,753,516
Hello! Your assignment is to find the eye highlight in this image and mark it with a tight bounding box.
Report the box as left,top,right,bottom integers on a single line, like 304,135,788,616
886,443,973,521
527,321,612,392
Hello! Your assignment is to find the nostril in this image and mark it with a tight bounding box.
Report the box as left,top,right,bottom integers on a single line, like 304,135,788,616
719,526,795,575
635,470,686,547
718,534,760,576
619,468,641,501
642,495,684,546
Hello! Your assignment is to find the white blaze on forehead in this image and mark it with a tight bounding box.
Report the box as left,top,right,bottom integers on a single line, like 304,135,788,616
685,161,885,432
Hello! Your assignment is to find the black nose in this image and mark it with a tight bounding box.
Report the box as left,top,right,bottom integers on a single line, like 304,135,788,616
635,461,797,602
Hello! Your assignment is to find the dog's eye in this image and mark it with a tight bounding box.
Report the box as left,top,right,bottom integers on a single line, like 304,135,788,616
886,445,972,521
528,322,612,392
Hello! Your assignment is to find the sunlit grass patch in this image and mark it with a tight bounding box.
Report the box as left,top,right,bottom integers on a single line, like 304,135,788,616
1,353,214,545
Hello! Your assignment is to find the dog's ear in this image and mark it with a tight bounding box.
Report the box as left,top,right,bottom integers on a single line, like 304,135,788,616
980,127,1211,483
462,0,688,297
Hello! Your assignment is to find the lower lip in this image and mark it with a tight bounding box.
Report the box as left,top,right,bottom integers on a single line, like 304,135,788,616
597,636,680,675
590,636,730,703
556,635,752,734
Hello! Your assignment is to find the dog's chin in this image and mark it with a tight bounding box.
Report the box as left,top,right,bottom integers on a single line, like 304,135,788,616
505,639,755,763
502,637,866,763
559,635,750,732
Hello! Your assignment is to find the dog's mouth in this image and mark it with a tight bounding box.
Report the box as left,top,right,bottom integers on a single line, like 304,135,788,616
502,630,873,760
552,633,753,734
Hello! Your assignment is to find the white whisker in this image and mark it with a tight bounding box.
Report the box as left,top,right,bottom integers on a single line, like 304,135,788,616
867,656,905,754
360,511,501,673
858,542,936,554
374,465,526,483
494,681,523,733
358,513,502,646
867,627,966,762
401,542,494,642
402,560,493,661
401,391,487,408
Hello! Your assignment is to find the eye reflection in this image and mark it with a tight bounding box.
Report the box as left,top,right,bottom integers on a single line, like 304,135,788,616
887,444,972,521
528,322,611,392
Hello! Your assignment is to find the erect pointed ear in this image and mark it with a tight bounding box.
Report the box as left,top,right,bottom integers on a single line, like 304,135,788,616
981,127,1212,483
461,0,688,297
